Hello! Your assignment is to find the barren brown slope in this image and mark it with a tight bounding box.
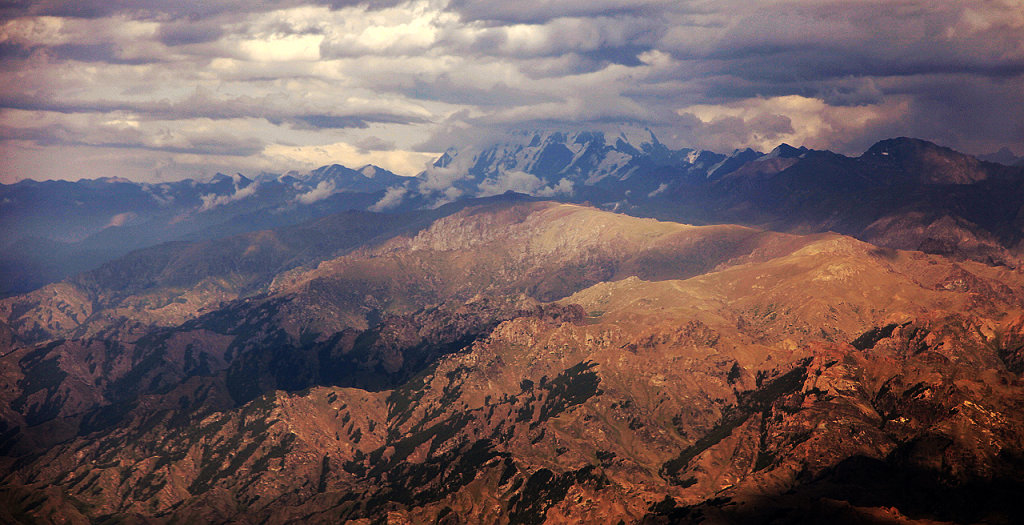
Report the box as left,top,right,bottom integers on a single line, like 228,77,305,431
0,200,778,347
0,209,431,346
260,201,802,337
0,202,799,454
4,202,1024,524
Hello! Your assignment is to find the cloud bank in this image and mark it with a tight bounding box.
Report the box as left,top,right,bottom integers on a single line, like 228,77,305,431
1,0,1021,183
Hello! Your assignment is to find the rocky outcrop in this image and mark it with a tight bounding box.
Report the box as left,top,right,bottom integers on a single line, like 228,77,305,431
3,202,1024,523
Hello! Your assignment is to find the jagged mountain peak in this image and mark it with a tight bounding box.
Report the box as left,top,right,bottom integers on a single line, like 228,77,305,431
299,163,404,192
862,137,989,184
862,136,967,161
978,146,1022,166
357,164,385,178
209,172,252,186
433,148,457,168
418,127,680,196
765,143,808,159
506,127,660,150
464,127,666,162
308,163,355,180
705,148,764,178
7,128,1024,525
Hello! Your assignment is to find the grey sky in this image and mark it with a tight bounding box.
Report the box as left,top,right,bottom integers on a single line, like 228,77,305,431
1,0,1022,182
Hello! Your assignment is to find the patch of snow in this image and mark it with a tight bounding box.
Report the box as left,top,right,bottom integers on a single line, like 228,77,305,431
587,150,633,184
648,183,669,198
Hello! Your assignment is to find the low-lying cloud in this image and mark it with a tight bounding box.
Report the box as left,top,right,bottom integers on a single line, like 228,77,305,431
477,171,573,198
295,179,337,204
369,185,408,211
199,180,258,211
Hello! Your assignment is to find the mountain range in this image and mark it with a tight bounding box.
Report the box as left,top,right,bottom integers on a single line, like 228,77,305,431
4,132,1022,299
0,164,404,296
2,133,1024,523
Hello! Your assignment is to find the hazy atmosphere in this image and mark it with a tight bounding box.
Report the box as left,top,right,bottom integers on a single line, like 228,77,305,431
1,0,1023,182
7,3,1024,524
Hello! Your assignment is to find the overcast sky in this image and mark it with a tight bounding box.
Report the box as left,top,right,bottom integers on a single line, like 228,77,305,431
1,0,1022,182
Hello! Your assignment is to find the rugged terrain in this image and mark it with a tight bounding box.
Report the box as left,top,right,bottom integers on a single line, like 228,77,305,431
406,133,1024,270
3,200,1024,523
6,134,1024,300
0,165,404,296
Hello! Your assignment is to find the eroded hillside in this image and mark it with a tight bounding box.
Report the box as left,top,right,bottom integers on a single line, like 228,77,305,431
3,202,1024,524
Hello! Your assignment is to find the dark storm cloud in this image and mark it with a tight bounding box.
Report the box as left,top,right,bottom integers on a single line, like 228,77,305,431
48,43,161,65
279,113,430,130
0,0,402,20
407,76,556,107
667,1,1024,83
49,43,120,62
353,135,395,152
0,42,161,66
157,21,226,46
817,78,885,107
82,138,266,157
2,0,1022,182
701,43,1024,85
0,91,426,129
426,14,663,61
445,0,677,24
0,119,266,156
579,44,651,67
102,137,267,157
883,73,1024,144
0,42,31,60
448,0,1023,155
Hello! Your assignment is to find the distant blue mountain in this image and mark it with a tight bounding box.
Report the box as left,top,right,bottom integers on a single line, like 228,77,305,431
4,133,1024,296
0,164,405,295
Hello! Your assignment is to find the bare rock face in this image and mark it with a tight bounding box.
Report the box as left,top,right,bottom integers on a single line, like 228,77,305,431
4,202,1024,524
0,210,425,346
861,212,1020,268
998,314,1024,374
0,282,95,343
862,137,992,185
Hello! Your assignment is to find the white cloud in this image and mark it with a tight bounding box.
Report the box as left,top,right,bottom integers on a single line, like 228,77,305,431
318,2,450,57
295,179,336,204
262,141,435,176
2,0,1023,184
199,181,259,211
0,15,159,47
416,165,467,193
430,186,463,208
237,34,323,61
676,95,911,153
536,177,574,197
369,185,408,211
477,171,574,197
477,170,543,196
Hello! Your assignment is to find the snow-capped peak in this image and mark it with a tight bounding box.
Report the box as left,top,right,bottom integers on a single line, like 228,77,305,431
609,127,659,150
358,165,379,178
209,172,252,186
